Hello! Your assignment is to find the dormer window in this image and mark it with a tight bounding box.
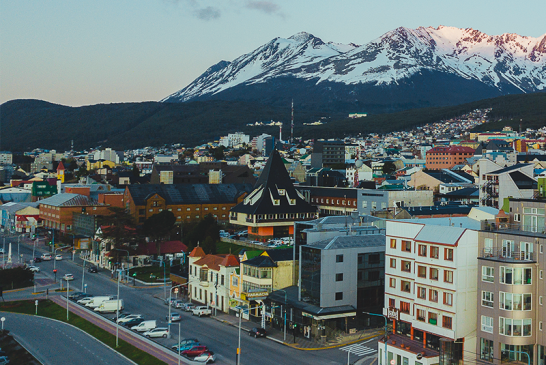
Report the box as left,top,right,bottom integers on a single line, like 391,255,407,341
273,199,280,206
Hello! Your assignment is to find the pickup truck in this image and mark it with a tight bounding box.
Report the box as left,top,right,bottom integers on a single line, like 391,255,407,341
191,306,212,317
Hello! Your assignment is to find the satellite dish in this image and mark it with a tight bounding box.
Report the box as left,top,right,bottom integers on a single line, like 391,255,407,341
355,159,363,168
416,353,423,360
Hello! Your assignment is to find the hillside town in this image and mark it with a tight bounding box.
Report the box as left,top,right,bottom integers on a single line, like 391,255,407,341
1,109,546,365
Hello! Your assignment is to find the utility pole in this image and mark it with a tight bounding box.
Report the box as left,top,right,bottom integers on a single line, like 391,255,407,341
291,99,294,145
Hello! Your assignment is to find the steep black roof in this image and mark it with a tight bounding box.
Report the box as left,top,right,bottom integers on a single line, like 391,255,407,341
243,255,277,268
489,163,532,175
509,171,537,189
265,248,293,262
231,150,316,215
127,183,253,206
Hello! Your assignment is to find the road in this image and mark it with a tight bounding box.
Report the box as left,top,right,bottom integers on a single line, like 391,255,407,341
2,312,135,365
4,233,379,365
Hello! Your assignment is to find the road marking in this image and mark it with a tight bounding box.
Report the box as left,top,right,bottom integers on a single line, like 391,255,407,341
340,343,378,357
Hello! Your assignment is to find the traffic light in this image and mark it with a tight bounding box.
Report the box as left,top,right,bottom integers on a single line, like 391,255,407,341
53,269,57,273
132,273,137,277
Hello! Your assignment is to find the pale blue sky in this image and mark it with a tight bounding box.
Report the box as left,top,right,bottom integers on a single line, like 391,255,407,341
1,0,544,106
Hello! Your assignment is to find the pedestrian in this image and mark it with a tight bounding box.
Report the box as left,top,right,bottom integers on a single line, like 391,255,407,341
111,269,114,278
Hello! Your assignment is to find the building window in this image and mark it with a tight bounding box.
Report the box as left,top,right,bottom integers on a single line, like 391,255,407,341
444,248,453,261
401,280,411,293
402,240,411,252
499,292,532,311
389,258,396,268
444,292,453,306
428,312,437,325
389,278,396,288
430,246,439,259
500,267,532,285
387,299,395,310
401,260,411,272
335,292,343,301
368,254,380,264
429,289,438,302
481,316,494,333
418,266,426,278
499,317,532,336
369,271,380,281
482,291,494,307
442,316,453,329
418,244,427,257
390,239,396,249
416,309,426,322
514,213,521,222
336,254,343,263
430,268,439,281
482,266,494,282
336,273,343,282
400,301,410,314
480,338,494,362
417,287,426,299
444,270,453,283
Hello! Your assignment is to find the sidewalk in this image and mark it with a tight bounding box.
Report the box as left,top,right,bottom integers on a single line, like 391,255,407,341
212,311,382,351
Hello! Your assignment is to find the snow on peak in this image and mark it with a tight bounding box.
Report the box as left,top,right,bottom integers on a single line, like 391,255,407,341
288,32,315,43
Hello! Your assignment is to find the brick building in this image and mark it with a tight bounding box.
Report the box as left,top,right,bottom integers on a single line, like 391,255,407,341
425,146,475,170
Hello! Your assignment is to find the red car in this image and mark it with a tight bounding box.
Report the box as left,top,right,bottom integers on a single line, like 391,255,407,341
182,345,209,357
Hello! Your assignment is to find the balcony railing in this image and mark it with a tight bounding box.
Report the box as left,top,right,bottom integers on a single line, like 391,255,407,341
480,248,535,262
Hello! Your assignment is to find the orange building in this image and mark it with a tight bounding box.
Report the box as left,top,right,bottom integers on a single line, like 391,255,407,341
229,150,317,241
425,146,475,170
39,193,114,233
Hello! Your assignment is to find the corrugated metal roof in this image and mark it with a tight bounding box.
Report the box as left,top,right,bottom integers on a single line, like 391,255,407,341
37,193,89,207
310,234,385,250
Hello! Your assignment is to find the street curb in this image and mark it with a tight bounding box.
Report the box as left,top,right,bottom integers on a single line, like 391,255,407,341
285,333,382,351
4,287,30,294
212,315,382,351
0,310,138,365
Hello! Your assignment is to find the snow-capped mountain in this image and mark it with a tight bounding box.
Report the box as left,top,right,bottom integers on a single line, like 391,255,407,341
163,26,546,112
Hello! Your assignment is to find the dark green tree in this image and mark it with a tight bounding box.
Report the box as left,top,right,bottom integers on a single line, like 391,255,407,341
201,236,217,255
382,162,396,176
97,207,138,264
132,163,140,177
142,211,176,256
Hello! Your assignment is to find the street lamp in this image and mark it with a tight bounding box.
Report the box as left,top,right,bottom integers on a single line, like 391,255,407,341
237,304,262,365
275,289,288,342
168,283,188,338
115,268,123,348
363,311,388,365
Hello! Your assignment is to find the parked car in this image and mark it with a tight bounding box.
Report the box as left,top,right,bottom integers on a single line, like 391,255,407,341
143,327,169,338
63,274,74,281
94,299,124,313
182,303,195,312
182,346,209,358
0,248,4,255
55,254,63,261
0,355,9,365
41,253,52,261
76,297,94,305
33,257,42,263
248,327,267,338
116,314,143,323
123,317,144,327
27,266,40,272
171,300,184,308
193,351,216,363
171,338,199,352
192,306,212,317
88,266,98,273
164,298,176,306
84,296,114,308
68,292,86,300
166,313,182,322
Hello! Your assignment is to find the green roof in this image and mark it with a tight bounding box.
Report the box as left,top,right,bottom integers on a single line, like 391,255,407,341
244,250,263,260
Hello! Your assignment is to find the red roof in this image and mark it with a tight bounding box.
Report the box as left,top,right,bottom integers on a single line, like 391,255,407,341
189,247,206,258
57,161,65,171
193,253,239,270
427,146,475,154
134,240,188,256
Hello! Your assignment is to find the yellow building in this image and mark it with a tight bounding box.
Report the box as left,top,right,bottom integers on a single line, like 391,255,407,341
87,159,117,171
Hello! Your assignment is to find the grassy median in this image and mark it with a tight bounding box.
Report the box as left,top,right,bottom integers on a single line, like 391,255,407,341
0,300,166,365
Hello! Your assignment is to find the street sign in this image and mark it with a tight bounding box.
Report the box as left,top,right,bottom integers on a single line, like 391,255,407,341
35,300,38,306
84,284,88,288
391,360,395,365
174,288,179,294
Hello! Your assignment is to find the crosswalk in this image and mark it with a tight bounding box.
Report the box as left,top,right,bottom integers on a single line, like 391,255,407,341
340,343,378,357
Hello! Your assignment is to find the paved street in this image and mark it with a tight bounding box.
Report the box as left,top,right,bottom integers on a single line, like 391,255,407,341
3,233,380,365
2,312,135,365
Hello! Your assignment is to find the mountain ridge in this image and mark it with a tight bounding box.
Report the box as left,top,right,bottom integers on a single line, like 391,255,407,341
164,26,546,113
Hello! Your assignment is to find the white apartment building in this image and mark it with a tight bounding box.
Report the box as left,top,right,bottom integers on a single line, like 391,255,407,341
219,132,250,148
380,216,481,365
188,246,240,314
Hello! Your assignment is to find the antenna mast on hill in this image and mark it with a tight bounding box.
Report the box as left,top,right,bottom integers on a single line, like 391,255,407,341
279,122,282,142
291,99,294,145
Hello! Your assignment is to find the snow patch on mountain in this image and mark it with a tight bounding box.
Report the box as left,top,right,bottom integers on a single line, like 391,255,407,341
164,26,546,102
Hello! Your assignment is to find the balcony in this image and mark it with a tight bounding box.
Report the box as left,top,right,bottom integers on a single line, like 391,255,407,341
480,248,535,262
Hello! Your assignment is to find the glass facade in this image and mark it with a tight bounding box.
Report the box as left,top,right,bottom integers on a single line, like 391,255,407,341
300,247,321,306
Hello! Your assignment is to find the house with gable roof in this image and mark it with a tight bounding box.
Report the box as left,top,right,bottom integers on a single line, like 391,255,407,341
188,246,240,313
229,150,317,241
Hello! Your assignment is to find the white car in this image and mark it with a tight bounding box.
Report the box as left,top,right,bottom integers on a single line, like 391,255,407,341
117,314,143,324
77,297,94,305
63,274,74,281
143,327,169,338
55,254,63,261
28,266,40,272
41,253,52,261
193,351,216,363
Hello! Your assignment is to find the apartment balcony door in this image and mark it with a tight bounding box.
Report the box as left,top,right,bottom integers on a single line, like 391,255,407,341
520,242,533,261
